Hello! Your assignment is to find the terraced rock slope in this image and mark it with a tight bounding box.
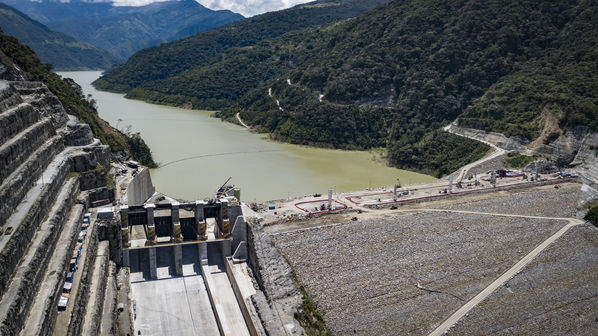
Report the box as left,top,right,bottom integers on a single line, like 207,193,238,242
0,63,113,335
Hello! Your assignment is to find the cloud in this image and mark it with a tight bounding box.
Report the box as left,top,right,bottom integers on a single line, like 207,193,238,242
48,0,313,16
198,0,313,17
111,0,170,6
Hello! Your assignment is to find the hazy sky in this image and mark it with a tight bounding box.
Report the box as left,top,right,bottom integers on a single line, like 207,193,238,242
97,0,313,17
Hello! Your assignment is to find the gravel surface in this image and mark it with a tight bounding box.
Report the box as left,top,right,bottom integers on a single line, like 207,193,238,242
431,183,582,218
446,153,508,180
273,212,566,335
448,223,598,335
467,154,508,176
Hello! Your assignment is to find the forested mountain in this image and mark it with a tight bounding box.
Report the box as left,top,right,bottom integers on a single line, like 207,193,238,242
93,0,392,92
224,0,597,176
97,0,597,177
3,0,243,61
0,3,117,70
0,29,155,166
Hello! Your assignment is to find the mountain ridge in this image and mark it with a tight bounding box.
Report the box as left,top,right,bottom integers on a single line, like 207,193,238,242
93,0,392,91
0,3,118,70
3,0,243,61
96,0,597,177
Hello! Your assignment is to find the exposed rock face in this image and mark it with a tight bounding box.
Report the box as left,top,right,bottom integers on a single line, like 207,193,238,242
11,81,69,127
0,67,114,335
247,224,305,335
449,123,530,152
450,123,598,202
524,159,557,174
61,116,94,146
569,130,598,192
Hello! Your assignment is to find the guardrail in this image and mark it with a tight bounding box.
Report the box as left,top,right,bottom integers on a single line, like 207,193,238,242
363,177,577,208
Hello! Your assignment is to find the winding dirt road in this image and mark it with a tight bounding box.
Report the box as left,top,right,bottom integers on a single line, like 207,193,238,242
444,123,507,181
235,112,250,129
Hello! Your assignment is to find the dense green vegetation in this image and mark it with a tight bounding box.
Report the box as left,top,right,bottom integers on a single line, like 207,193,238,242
458,2,598,138
584,202,598,227
388,131,490,178
98,0,597,176
0,30,155,167
503,153,542,169
126,133,157,168
0,3,117,70
93,0,391,92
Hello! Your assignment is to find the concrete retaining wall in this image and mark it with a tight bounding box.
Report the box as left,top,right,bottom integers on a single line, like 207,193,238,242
224,258,259,336
127,168,155,206
99,260,118,335
231,216,247,258
200,259,225,336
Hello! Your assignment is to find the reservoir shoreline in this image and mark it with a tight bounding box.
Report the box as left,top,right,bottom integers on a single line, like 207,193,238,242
59,71,435,202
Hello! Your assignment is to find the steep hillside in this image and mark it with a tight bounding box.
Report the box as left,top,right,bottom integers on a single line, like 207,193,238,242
457,2,598,140
4,0,243,61
0,30,155,166
218,0,596,175
0,3,117,70
93,0,391,92
94,0,597,177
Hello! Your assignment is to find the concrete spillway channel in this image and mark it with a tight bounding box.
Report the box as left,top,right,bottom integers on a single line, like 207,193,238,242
129,244,218,335
128,242,252,336
203,243,251,336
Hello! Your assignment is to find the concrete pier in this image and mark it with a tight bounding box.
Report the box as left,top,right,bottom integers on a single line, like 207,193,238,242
122,249,130,267
148,247,157,279
174,245,183,276
199,242,208,265
145,203,156,243
232,216,247,256
171,202,181,243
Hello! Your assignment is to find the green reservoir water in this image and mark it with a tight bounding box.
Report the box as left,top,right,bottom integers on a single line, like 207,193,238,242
60,71,435,201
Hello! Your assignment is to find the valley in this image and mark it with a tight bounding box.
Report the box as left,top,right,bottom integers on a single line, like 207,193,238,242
1,1,597,335
62,71,434,202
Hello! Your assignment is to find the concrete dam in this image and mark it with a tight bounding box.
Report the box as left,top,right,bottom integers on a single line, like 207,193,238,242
0,66,304,335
